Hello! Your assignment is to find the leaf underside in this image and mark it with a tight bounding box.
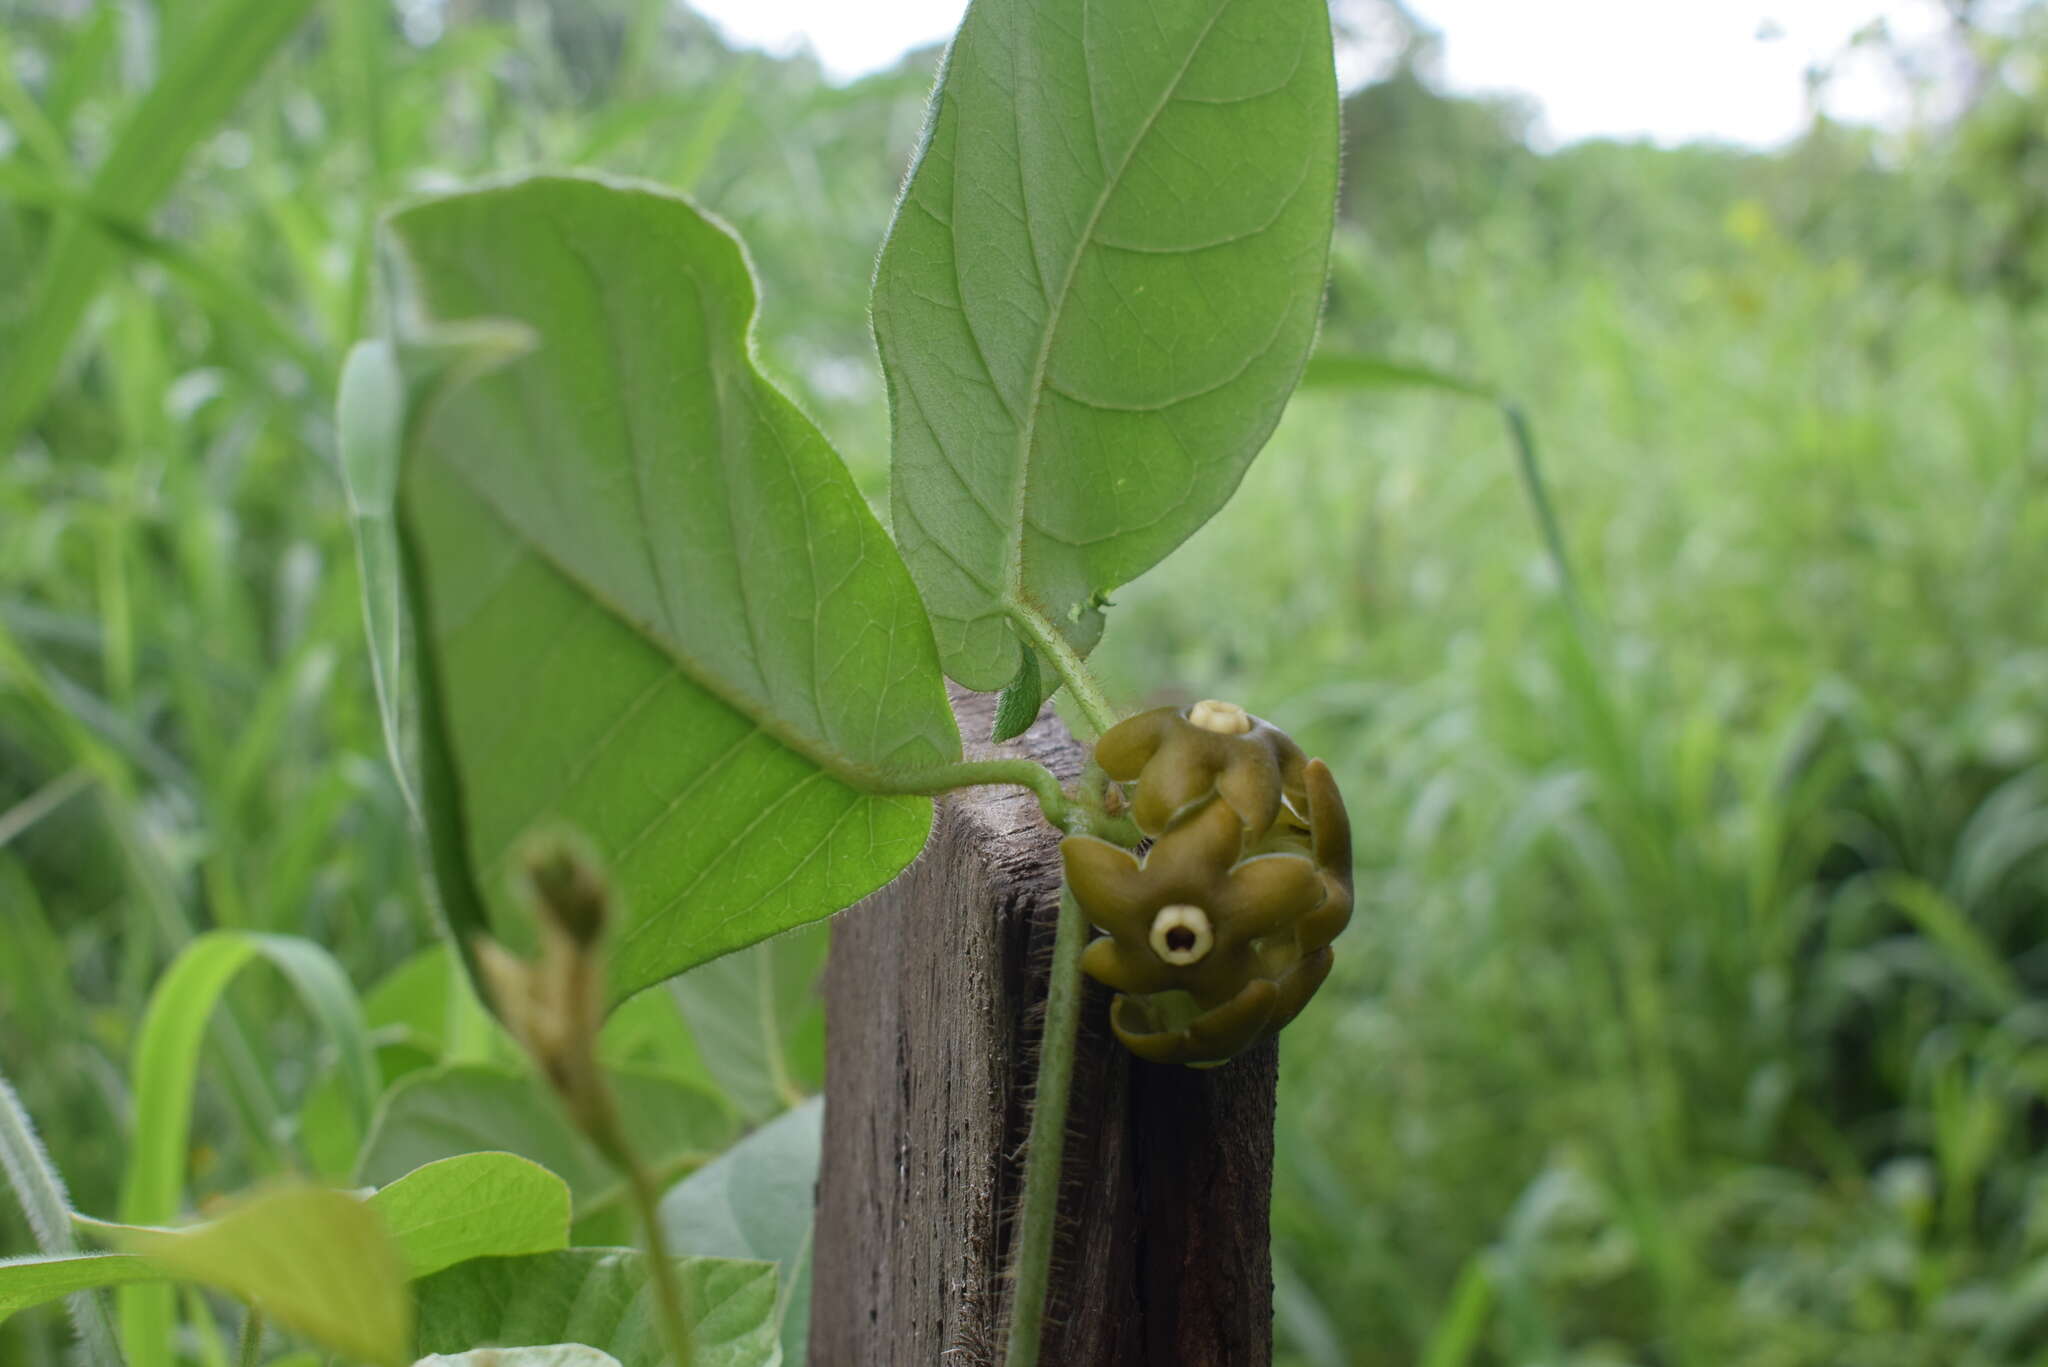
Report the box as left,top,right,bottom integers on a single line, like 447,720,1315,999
876,0,1339,690
386,175,960,1003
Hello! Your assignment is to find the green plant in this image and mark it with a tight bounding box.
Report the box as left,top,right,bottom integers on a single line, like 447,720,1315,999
339,0,1350,1354
7,0,1350,1361
11,2,2047,1366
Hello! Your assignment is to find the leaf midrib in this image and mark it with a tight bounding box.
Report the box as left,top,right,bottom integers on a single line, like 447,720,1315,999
999,0,1237,607
419,444,905,794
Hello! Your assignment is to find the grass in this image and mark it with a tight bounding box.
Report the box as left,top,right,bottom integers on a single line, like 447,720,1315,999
3,3,2046,1365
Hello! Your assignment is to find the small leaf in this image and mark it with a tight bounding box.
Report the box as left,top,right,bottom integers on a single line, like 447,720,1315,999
660,1098,822,1365
384,173,961,1003
876,0,1340,691
0,1253,158,1325
416,1349,621,1367
113,1186,410,1367
990,647,1044,743
367,1154,572,1280
412,1250,778,1367
357,1066,734,1217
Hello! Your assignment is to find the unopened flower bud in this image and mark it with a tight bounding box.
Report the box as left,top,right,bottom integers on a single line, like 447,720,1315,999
516,830,611,948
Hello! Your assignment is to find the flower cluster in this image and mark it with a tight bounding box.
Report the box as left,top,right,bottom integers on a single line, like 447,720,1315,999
1064,702,1352,1067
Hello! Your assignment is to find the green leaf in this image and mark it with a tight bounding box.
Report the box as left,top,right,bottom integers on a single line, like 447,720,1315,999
118,933,379,1367
417,1350,622,1367
666,924,828,1124
383,173,960,1002
0,0,319,448
367,1154,573,1281
874,0,1339,690
112,1186,410,1367
357,1066,734,1217
660,1098,822,1366
0,1253,157,1327
412,1250,778,1367
990,647,1044,743
71,1157,563,1308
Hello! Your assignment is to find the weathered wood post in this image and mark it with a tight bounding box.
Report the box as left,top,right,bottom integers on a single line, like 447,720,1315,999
812,689,1278,1365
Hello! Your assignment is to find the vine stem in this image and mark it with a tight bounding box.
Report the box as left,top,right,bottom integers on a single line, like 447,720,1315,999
870,757,1075,831
1002,881,1090,1367
621,1147,695,1367
1008,602,1117,741
998,607,1121,1367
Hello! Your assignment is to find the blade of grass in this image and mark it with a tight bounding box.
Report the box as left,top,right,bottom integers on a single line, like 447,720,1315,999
1418,1251,1495,1367
1868,871,2022,1013
1302,350,1583,612
117,932,378,1367
0,161,330,396
0,28,73,173
0,0,319,449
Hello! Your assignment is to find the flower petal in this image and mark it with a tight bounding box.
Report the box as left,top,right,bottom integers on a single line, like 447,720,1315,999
1061,834,1149,931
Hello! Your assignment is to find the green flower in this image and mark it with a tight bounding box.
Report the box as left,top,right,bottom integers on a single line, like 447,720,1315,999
1094,700,1309,841
1062,758,1353,1067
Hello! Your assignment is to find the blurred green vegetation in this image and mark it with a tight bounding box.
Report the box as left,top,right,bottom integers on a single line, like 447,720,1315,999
2,2,2045,1364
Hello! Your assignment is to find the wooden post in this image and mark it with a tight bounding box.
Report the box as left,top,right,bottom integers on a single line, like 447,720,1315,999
811,689,1277,1365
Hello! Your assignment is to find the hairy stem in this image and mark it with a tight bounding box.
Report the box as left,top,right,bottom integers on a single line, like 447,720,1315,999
623,1148,695,1367
1007,602,1118,740
1002,881,1090,1367
997,602,1125,1364
237,1307,262,1367
869,757,1075,830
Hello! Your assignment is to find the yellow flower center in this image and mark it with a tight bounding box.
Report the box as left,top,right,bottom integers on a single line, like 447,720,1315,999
1188,698,1252,734
1149,904,1214,965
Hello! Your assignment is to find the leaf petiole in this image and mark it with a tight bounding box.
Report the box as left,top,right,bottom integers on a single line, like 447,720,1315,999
867,758,1076,831
1007,602,1119,742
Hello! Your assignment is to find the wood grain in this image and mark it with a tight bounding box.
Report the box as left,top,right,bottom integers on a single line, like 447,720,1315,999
811,687,1276,1365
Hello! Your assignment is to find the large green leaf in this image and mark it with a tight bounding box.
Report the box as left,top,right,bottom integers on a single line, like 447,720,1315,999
366,1154,573,1281
875,0,1340,691
381,174,960,1001
357,1065,735,1217
660,1099,822,1366
412,1250,778,1367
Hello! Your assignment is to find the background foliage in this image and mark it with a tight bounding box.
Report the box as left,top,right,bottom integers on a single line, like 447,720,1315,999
2,1,2046,1363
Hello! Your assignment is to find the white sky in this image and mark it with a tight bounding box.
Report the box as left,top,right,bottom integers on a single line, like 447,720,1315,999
683,0,1956,148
